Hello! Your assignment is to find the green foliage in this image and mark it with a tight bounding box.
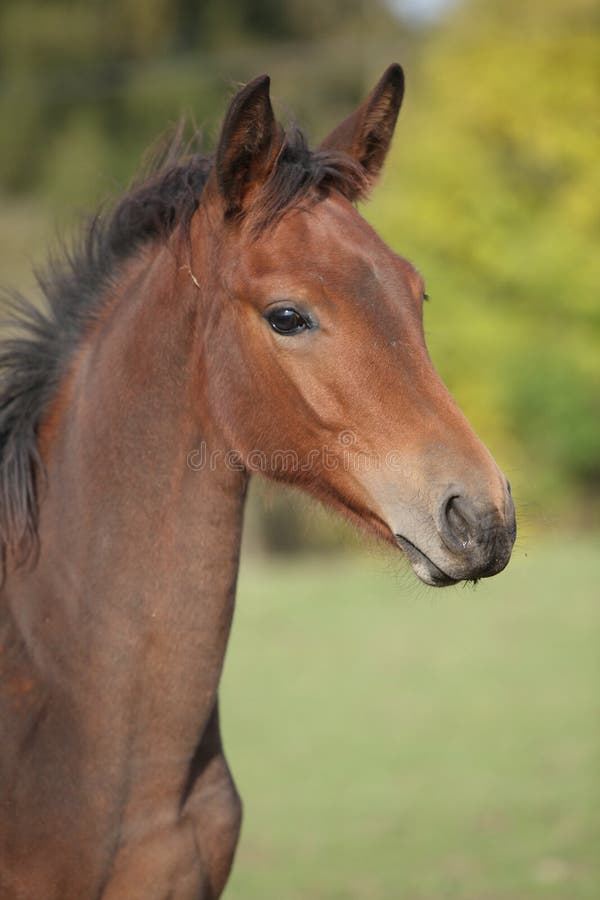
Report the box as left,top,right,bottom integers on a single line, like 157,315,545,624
367,0,600,521
0,0,403,199
507,355,600,490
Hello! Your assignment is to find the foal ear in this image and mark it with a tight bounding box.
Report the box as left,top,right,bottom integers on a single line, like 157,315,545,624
215,75,281,218
319,64,404,196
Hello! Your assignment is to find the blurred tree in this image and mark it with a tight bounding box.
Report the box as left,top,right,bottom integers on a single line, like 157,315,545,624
508,355,600,495
368,0,600,521
0,0,406,199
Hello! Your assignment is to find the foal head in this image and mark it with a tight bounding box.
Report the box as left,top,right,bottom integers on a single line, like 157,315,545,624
190,65,515,586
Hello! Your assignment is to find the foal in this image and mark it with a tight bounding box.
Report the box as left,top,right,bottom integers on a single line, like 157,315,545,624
0,65,515,899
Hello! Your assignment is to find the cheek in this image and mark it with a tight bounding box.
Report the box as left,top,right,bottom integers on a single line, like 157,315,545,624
284,355,346,423
204,317,298,445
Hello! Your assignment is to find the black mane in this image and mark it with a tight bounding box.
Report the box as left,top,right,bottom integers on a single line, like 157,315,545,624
0,121,365,575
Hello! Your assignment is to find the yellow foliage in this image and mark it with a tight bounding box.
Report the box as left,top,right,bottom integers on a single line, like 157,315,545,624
365,1,600,519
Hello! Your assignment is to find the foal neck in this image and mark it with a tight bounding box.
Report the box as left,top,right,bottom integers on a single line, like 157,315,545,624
9,240,247,816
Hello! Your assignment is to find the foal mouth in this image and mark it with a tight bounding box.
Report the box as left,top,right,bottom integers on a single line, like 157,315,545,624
394,534,458,587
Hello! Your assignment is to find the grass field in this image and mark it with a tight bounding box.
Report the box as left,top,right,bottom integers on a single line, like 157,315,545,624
221,539,599,900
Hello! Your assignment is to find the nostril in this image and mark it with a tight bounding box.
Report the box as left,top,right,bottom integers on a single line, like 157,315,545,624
440,494,475,553
437,485,516,576
438,491,477,555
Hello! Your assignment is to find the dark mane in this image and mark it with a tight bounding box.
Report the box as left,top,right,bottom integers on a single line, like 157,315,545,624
0,120,366,575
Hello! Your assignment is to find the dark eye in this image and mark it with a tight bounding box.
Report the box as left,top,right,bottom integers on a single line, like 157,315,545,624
267,307,310,335
423,291,430,302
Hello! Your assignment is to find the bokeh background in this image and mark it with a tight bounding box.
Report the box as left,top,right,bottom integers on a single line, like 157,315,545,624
0,0,598,897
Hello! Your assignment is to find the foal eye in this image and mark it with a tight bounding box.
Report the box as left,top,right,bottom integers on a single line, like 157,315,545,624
266,307,310,335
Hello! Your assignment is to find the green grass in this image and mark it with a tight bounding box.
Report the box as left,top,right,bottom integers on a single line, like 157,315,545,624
221,539,599,900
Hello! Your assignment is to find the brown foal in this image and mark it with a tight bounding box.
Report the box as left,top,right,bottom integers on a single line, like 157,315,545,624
0,65,515,898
